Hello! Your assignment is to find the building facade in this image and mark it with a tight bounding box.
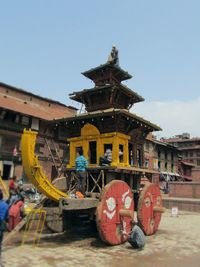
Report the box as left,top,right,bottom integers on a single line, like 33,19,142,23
164,133,200,181
144,133,180,181
0,82,76,180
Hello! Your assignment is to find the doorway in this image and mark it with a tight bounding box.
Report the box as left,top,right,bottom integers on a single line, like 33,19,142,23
3,164,11,180
89,141,97,164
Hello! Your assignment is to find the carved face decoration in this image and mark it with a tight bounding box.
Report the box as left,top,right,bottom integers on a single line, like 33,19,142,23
106,197,116,211
97,181,134,245
124,195,132,209
103,197,116,220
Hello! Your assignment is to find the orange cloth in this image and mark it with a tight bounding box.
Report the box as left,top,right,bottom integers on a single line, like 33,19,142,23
76,191,84,199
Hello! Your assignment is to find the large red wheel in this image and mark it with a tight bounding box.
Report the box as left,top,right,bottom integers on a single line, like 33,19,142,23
96,180,134,245
137,183,164,235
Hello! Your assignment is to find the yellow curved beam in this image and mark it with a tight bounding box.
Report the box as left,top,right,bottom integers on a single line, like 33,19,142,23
21,129,68,202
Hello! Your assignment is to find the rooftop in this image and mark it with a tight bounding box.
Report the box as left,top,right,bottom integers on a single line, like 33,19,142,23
0,82,76,121
152,139,178,150
181,161,196,167
0,82,77,108
52,108,162,132
82,62,132,82
164,137,200,143
69,84,144,104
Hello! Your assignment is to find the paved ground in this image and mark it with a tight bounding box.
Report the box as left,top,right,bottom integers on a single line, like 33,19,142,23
1,210,200,267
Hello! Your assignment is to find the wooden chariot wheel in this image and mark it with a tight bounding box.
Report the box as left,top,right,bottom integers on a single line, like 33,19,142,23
45,207,63,233
96,180,134,245
137,182,164,236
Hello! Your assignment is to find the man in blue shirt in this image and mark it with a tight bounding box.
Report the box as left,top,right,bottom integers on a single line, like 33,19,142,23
0,189,9,256
75,148,88,195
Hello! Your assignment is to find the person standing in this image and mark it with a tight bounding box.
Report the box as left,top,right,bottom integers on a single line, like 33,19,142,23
8,196,24,231
0,189,9,257
8,176,17,195
75,148,88,195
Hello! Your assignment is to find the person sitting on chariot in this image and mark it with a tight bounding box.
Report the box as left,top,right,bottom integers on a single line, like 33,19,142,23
100,148,112,166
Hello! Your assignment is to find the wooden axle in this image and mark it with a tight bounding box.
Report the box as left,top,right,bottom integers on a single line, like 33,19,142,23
153,206,165,213
119,209,134,220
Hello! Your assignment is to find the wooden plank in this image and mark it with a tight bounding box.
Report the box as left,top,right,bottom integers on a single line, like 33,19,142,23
3,217,27,245
59,198,99,211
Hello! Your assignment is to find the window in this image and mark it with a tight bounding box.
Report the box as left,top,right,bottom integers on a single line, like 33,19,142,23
137,149,142,167
165,151,168,160
145,159,149,168
0,110,6,120
189,151,193,157
185,151,188,157
4,111,16,122
165,162,168,170
197,160,200,166
158,161,161,170
104,144,112,152
196,151,200,157
128,143,134,166
15,115,20,123
158,150,161,158
31,118,39,130
35,143,44,154
21,116,30,126
171,152,174,160
171,164,174,172
62,143,70,164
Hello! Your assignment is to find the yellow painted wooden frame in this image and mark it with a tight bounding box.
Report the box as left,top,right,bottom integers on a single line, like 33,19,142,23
67,123,130,167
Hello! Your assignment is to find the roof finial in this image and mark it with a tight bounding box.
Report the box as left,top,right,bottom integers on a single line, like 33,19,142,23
107,45,119,66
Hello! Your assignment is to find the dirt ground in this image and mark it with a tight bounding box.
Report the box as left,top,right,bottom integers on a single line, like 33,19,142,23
1,209,200,267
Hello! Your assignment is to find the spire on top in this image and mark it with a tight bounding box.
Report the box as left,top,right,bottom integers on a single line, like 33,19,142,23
107,45,119,66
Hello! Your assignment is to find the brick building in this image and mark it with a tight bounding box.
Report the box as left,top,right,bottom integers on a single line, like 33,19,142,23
144,134,179,173
0,82,76,180
144,134,180,181
164,133,200,181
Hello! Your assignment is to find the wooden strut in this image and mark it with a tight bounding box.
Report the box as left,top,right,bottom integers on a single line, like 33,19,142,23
51,139,62,164
44,138,58,175
90,170,104,192
51,139,68,178
68,171,79,192
3,217,27,246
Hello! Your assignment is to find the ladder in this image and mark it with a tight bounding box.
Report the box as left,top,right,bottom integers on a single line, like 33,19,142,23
0,176,9,199
21,209,46,246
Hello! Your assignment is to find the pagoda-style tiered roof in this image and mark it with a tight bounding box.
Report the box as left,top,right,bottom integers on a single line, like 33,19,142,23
69,84,144,112
70,47,144,111
52,108,161,139
82,62,132,83
52,47,162,140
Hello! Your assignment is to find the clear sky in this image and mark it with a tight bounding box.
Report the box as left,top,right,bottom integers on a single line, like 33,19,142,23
0,1,200,137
